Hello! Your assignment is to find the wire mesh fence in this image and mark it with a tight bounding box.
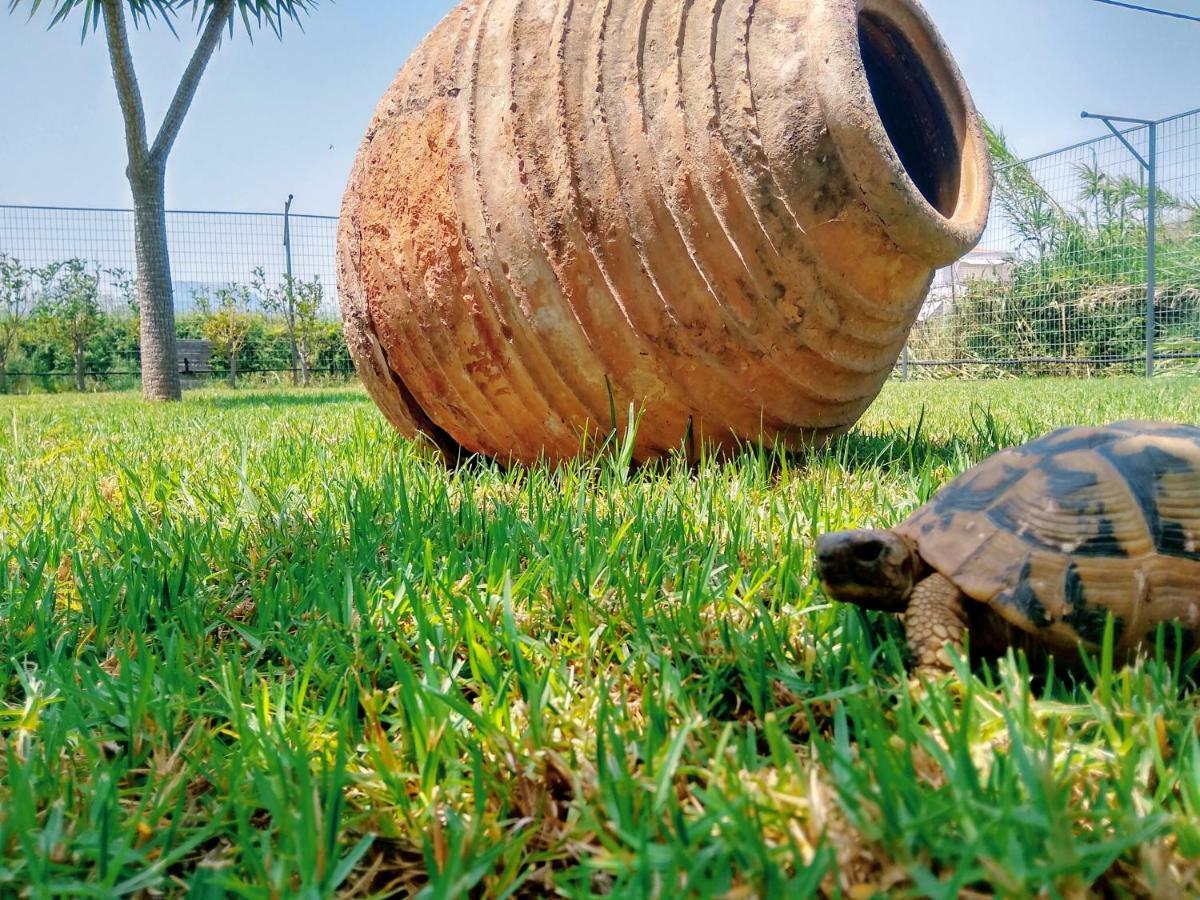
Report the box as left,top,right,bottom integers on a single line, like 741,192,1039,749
0,205,340,318
907,107,1200,377
0,205,344,385
1,107,1198,387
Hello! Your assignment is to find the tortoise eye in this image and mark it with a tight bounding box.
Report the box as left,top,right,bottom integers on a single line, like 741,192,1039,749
854,540,887,563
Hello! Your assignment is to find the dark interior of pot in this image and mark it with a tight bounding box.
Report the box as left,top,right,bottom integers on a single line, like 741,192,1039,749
858,10,962,218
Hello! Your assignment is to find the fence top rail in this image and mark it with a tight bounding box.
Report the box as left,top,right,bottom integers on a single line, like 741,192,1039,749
993,106,1199,173
0,203,340,221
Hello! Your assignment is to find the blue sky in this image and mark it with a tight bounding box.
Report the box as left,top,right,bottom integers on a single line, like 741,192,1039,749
0,0,1196,214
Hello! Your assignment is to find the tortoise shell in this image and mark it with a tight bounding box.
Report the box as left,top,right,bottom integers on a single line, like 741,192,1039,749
895,421,1200,652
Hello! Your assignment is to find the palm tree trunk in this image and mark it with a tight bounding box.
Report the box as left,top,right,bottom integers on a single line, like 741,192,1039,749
100,0,234,403
130,167,182,401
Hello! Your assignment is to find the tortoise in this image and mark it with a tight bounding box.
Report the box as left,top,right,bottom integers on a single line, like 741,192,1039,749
816,421,1200,675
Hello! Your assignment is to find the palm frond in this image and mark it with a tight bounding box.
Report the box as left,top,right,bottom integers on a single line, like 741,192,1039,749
6,0,318,40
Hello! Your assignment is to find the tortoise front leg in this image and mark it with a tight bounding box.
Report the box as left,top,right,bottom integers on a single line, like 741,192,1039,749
905,573,968,676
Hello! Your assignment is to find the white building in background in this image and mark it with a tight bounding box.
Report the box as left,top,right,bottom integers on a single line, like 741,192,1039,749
922,248,1016,320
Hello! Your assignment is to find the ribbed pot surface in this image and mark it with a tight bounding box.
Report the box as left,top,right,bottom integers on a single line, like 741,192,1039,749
338,0,992,464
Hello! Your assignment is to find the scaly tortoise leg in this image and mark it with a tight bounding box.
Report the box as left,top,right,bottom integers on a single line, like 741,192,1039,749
905,573,969,677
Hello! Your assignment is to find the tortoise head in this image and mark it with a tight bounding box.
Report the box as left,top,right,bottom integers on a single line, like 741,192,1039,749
816,530,922,611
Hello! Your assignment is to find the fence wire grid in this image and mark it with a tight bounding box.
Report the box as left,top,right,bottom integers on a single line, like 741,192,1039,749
0,206,342,381
1,107,1198,384
0,205,340,319
909,107,1200,376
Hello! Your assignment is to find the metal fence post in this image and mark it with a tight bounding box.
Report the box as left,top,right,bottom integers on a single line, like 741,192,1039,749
1146,123,1157,378
1081,111,1161,377
283,194,295,279
283,194,298,384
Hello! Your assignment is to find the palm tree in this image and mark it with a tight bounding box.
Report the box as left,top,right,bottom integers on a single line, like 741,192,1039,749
7,0,316,401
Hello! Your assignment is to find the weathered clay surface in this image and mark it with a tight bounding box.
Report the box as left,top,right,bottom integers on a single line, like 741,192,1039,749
338,0,992,464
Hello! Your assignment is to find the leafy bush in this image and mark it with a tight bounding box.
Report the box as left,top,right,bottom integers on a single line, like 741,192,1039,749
177,310,351,382
0,260,351,393
194,285,255,386
0,254,33,391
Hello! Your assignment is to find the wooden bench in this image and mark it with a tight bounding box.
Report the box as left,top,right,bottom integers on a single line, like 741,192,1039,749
178,339,214,377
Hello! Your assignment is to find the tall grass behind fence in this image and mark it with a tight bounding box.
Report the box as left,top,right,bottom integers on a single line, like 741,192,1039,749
908,108,1200,376
1,108,1198,385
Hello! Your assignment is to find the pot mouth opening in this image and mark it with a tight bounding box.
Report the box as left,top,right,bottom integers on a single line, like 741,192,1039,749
857,8,961,219
814,0,992,263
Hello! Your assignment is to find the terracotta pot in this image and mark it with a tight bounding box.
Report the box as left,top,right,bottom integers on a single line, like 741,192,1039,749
338,0,992,464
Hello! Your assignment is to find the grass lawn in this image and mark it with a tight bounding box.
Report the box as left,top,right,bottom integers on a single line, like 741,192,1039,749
2,377,1199,897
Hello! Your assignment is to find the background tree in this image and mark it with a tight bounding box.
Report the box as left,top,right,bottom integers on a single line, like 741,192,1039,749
291,275,324,385
34,259,103,392
196,285,253,387
8,0,317,403
0,255,33,392
255,268,324,386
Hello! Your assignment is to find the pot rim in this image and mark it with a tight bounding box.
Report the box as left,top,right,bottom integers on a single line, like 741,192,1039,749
811,0,993,267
